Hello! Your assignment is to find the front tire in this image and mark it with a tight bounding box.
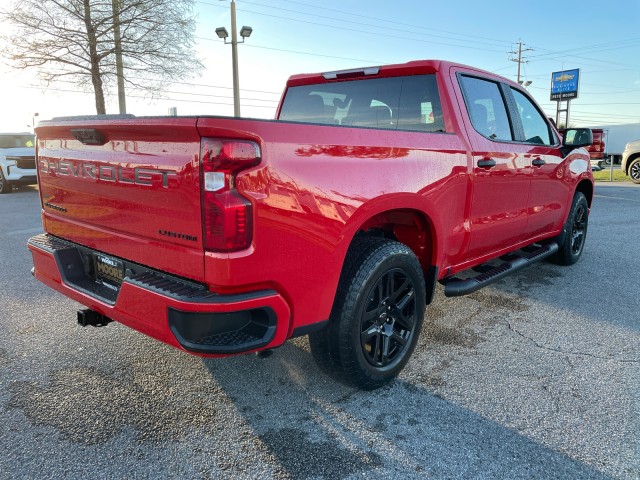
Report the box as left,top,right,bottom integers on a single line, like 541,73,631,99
628,158,640,184
552,192,589,266
309,238,426,390
0,169,11,194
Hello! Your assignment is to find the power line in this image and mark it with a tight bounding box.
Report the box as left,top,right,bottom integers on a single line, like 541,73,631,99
198,35,385,64
527,51,639,69
203,0,640,77
142,79,281,95
198,0,640,95
568,117,639,125
245,43,383,64
161,88,278,103
19,85,277,109
234,0,512,49
527,38,640,59
198,1,507,53
276,0,514,46
521,37,640,70
570,112,640,119
41,76,282,100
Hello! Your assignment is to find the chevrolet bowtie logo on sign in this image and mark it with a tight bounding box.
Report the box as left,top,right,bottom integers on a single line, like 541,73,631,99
550,69,580,101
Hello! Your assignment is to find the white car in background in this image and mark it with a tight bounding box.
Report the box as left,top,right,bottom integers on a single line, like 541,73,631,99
0,132,37,193
621,139,640,184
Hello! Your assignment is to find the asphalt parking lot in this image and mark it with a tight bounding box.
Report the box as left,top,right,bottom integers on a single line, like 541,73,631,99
0,183,638,479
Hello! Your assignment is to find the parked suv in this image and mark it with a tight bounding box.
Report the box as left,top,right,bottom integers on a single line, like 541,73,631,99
0,132,37,193
621,140,640,184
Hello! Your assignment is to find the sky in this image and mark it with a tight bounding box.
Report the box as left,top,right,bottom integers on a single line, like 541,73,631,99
0,0,639,132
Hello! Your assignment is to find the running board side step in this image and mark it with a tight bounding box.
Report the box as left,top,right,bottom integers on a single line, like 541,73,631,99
441,242,559,297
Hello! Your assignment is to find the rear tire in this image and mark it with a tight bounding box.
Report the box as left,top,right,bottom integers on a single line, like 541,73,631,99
309,238,426,390
551,192,589,266
628,158,640,184
0,169,11,194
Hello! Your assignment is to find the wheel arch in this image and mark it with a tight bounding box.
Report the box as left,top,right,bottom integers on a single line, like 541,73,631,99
339,198,441,305
625,153,640,175
576,179,594,207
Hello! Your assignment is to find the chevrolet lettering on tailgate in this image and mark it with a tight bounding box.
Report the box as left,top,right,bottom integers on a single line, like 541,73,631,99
38,158,178,187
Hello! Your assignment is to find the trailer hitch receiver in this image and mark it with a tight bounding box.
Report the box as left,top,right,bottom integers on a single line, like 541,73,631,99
77,309,113,327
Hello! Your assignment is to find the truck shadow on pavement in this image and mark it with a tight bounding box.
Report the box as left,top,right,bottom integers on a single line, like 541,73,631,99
200,340,612,479
5,333,615,479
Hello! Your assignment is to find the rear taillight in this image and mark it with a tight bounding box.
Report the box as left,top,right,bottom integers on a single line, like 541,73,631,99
201,138,260,252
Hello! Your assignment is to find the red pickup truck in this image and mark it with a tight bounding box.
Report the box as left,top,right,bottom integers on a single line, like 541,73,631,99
29,60,594,390
588,128,605,162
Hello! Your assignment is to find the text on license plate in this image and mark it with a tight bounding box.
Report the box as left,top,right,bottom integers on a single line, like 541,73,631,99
94,254,125,289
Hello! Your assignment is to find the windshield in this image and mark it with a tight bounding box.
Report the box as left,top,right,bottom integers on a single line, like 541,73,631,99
0,134,35,148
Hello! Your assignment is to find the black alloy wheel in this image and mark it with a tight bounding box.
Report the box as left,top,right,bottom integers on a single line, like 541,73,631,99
551,191,589,266
570,202,587,256
360,268,417,368
309,237,426,390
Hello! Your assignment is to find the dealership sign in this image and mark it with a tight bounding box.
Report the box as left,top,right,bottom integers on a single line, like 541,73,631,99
550,69,580,100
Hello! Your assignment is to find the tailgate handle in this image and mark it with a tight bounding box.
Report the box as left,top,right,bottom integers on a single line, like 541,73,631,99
477,158,496,169
71,128,107,146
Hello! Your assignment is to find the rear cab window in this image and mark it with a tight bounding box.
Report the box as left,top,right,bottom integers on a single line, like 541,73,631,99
458,75,513,142
279,75,446,133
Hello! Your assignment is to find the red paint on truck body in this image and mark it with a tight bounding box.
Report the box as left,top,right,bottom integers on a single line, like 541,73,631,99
29,60,593,356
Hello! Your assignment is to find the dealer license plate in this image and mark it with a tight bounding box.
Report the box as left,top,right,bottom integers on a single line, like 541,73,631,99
94,254,125,291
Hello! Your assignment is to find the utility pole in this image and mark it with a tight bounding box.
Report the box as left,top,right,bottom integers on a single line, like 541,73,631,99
230,0,240,117
215,1,253,117
112,0,126,114
509,40,532,84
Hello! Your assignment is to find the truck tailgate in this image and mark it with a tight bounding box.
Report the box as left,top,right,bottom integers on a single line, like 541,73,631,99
36,117,204,282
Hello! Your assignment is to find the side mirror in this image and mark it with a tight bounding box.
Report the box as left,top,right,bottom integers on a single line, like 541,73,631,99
563,128,593,148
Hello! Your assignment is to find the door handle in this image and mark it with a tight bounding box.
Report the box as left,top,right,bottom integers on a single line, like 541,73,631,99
532,158,546,167
477,158,497,169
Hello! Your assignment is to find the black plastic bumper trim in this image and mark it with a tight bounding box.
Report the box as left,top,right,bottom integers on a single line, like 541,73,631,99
168,306,277,354
425,265,438,305
28,233,277,305
290,320,329,338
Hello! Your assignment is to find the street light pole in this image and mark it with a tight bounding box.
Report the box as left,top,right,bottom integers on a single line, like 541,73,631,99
216,0,252,117
230,0,240,117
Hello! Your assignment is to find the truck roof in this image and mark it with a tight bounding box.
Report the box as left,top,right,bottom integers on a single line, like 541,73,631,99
285,59,513,88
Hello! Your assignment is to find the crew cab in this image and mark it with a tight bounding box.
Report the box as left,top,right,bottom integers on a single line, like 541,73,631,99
29,60,594,389
0,132,37,193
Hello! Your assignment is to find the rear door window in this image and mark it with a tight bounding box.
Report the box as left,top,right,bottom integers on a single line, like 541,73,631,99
279,74,446,133
459,75,513,141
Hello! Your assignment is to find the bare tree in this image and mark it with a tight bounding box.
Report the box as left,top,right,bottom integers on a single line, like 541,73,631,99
1,0,201,114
